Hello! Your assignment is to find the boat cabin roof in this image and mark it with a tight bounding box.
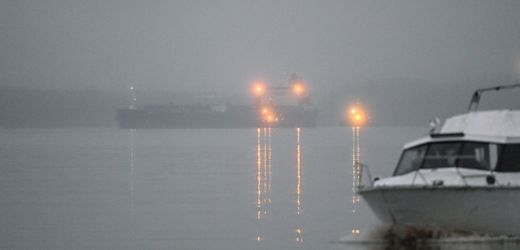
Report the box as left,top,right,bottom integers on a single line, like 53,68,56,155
405,110,520,148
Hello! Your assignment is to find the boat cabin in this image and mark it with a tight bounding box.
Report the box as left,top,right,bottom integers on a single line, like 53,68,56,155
394,140,520,176
393,110,520,177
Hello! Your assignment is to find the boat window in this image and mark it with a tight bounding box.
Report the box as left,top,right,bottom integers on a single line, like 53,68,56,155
495,144,520,172
421,142,497,170
393,141,502,176
422,142,462,169
393,145,427,176
458,142,497,170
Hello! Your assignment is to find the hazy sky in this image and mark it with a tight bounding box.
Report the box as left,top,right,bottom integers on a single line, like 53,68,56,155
2,0,520,94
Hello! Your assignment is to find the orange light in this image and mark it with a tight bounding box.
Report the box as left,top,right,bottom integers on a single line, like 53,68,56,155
292,82,304,96
252,81,266,96
348,104,367,127
266,114,277,123
259,106,277,123
260,107,272,117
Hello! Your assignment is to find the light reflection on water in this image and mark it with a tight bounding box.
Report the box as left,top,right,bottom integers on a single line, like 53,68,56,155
255,127,304,244
255,128,272,241
255,128,266,237
2,127,520,249
296,127,303,243
351,126,362,239
129,128,136,246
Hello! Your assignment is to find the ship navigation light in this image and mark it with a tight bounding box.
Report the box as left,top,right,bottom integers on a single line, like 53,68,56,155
252,81,267,96
348,104,367,127
258,106,278,124
292,82,305,96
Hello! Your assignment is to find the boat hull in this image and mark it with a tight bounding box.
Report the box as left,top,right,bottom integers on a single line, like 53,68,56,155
359,186,520,235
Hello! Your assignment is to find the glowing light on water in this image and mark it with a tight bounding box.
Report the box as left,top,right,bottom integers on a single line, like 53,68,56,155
254,127,305,243
295,128,304,242
263,128,267,200
130,129,135,209
255,127,273,239
255,128,271,218
129,128,136,241
352,126,361,197
257,128,262,220
268,128,272,202
296,128,302,215
296,227,303,242
351,125,362,237
348,101,367,237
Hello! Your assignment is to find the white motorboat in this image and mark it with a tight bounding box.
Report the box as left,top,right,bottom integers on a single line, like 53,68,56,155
359,84,520,236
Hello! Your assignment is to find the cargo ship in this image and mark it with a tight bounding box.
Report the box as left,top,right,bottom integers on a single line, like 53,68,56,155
116,75,318,128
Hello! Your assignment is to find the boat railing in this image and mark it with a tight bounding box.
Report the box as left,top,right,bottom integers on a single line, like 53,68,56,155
359,165,498,188
411,169,429,185
450,166,495,186
455,167,469,186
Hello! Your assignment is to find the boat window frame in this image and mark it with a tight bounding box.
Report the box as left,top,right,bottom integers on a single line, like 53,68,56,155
393,144,428,176
393,140,501,176
421,141,463,170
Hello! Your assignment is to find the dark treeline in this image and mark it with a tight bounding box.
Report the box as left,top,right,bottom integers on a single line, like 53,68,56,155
0,86,248,128
1,78,518,128
0,86,128,128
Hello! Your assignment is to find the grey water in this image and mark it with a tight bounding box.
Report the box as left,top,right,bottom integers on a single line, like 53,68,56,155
0,127,518,250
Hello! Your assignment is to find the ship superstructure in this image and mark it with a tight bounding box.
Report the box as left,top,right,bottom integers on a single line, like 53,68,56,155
116,74,317,129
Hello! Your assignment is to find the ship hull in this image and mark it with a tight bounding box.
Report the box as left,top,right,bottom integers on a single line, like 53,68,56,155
116,108,317,129
359,186,520,235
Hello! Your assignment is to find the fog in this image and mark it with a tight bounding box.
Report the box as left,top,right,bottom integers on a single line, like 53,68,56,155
2,0,520,127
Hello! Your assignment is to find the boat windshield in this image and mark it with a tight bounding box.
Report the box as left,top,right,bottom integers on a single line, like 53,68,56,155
393,141,500,176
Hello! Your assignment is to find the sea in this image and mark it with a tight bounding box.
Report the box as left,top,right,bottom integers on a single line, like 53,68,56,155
0,127,519,250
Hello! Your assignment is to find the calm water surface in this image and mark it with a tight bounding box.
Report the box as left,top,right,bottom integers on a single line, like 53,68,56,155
0,127,518,250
